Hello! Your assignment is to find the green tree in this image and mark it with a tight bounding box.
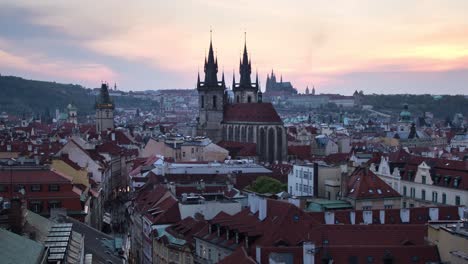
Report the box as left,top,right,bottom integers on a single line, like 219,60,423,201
246,176,287,194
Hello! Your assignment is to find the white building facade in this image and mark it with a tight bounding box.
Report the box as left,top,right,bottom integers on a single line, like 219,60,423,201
288,163,318,197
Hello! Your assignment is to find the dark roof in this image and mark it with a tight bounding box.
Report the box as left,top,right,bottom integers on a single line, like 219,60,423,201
347,167,401,200
224,103,282,123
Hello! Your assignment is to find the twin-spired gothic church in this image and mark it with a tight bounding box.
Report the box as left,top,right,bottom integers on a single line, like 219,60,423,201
196,37,287,163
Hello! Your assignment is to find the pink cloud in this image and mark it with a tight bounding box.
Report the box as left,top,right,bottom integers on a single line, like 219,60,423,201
0,48,117,84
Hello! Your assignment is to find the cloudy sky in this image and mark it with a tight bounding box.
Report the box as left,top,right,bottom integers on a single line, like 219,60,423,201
1,0,468,94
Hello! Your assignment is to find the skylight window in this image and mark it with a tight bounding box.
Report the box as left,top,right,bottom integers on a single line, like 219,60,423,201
350,188,355,193
377,189,382,194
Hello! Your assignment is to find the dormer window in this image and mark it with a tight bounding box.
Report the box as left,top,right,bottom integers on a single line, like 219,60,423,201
453,177,460,188
421,176,426,184
444,176,451,186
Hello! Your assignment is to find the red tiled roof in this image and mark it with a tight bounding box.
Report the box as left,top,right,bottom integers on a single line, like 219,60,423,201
218,141,257,157
218,247,256,264
223,103,282,123
287,145,311,160
347,167,401,200
0,168,72,184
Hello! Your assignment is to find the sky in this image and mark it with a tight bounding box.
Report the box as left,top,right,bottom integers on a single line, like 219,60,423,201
1,0,468,95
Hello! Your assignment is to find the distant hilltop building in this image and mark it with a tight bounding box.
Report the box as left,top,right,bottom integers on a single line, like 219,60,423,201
95,82,115,133
264,70,298,97
196,34,287,163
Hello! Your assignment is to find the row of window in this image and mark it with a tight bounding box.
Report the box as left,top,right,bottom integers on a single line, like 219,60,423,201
403,186,461,205
29,200,62,213
294,170,313,180
420,174,461,188
0,184,60,193
295,183,313,194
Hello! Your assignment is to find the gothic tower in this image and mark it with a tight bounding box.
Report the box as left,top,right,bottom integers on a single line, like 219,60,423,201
95,83,114,133
232,37,259,103
196,34,226,143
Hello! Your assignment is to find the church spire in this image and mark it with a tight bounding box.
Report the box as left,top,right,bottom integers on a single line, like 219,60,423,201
255,70,259,87
239,32,252,88
203,30,219,86
222,70,225,85
232,69,236,90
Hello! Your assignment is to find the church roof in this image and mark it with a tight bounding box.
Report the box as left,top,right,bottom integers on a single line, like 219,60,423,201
224,103,282,123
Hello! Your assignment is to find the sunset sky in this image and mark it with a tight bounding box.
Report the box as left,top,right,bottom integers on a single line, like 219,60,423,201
1,0,468,94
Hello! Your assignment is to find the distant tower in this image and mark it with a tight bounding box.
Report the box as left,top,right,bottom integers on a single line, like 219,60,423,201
95,83,115,133
312,85,315,95
67,103,78,124
232,34,259,103
305,86,310,95
398,103,412,132
196,32,226,142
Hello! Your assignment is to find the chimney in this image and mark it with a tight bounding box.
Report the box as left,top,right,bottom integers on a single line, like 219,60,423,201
256,246,261,263
200,179,205,190
169,182,176,194
303,242,315,264
258,198,267,221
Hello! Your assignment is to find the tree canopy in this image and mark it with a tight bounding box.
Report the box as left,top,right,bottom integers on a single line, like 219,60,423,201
246,176,287,194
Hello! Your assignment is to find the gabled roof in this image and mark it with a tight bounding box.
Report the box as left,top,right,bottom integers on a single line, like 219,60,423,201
347,167,401,200
224,103,282,123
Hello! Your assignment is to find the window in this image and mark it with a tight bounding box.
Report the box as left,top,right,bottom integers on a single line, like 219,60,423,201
182,152,185,157
29,201,43,213
442,193,446,204
455,196,461,206
421,189,426,200
212,95,217,109
403,201,407,208
236,95,240,103
296,183,298,191
247,96,252,103
191,148,194,154
48,200,62,210
384,205,393,209
0,185,7,192
432,192,438,203
31,184,41,192
363,206,372,210
410,187,415,198
403,186,407,196
289,186,292,193
49,184,60,192
201,95,204,108
422,176,426,184
208,248,212,260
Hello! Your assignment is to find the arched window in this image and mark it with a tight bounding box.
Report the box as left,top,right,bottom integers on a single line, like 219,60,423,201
213,95,217,109
201,95,205,108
